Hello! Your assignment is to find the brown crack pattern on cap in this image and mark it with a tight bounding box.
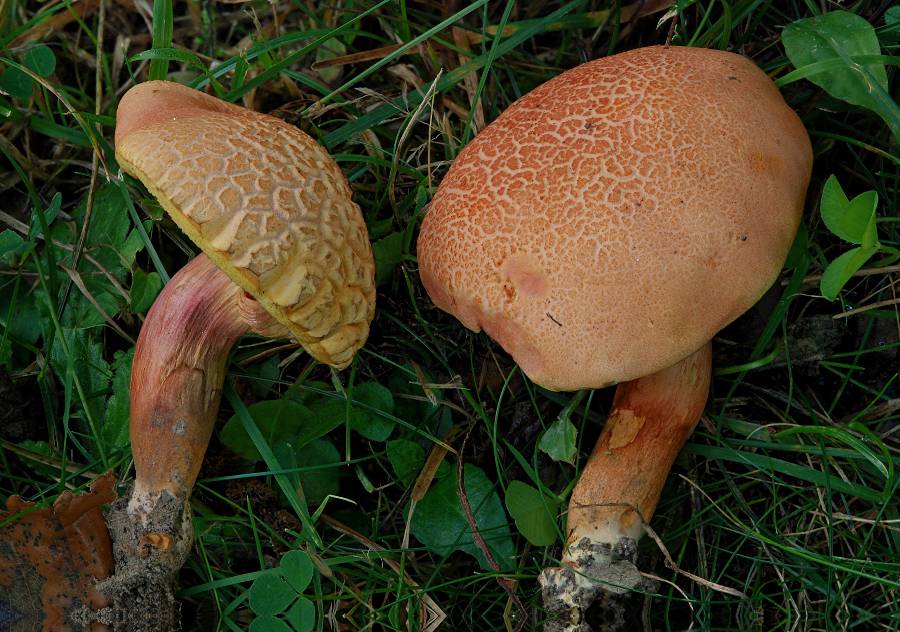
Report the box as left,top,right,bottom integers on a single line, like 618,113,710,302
418,46,812,391
0,472,116,631
115,81,375,368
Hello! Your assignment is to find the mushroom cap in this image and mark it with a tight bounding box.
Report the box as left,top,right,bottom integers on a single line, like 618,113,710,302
115,81,375,368
417,46,812,391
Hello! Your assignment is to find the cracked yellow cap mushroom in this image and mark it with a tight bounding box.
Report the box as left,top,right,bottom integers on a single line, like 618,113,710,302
113,80,375,544
417,46,811,627
116,80,374,367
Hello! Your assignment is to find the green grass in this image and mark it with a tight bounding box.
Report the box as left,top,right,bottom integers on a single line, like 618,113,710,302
1,1,899,631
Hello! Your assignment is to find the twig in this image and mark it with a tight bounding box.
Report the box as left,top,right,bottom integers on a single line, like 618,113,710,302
833,296,900,319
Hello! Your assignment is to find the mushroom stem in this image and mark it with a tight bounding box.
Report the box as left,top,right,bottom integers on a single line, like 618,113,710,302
539,342,711,628
100,254,280,628
128,254,282,520
568,341,712,553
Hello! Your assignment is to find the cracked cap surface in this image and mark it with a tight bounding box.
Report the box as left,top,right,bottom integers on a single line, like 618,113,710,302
115,81,375,368
418,46,812,390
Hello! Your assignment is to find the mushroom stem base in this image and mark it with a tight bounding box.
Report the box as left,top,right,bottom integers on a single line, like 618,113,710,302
538,535,651,632
539,343,712,629
97,490,192,631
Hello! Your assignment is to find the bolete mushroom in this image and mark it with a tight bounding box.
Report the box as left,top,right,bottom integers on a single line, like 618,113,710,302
417,46,811,627
105,81,375,622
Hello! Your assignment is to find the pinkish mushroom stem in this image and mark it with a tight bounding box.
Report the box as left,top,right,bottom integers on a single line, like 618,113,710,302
98,254,291,629
126,254,286,544
539,342,711,629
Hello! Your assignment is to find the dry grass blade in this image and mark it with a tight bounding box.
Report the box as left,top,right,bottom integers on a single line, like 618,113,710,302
306,0,674,73
403,426,459,550
61,267,135,344
833,296,900,319
10,0,102,46
642,522,748,599
389,69,443,208
411,427,459,503
311,43,405,70
783,264,900,288
462,0,675,44
455,423,528,632
451,27,485,133
0,438,99,481
0,134,49,181
59,0,107,321
0,211,132,302
320,514,447,631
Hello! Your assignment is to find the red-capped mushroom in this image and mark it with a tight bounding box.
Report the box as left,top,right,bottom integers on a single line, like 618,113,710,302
417,46,811,627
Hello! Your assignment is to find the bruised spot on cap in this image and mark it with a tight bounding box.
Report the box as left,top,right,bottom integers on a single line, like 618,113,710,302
747,147,781,175
503,254,549,298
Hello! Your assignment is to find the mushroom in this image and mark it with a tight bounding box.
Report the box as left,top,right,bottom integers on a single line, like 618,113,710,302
416,46,811,627
105,81,375,620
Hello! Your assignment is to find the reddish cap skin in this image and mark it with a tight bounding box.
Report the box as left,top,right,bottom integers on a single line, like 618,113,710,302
114,80,241,146
418,45,812,391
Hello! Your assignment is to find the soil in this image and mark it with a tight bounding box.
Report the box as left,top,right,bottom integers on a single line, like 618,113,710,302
0,368,41,443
